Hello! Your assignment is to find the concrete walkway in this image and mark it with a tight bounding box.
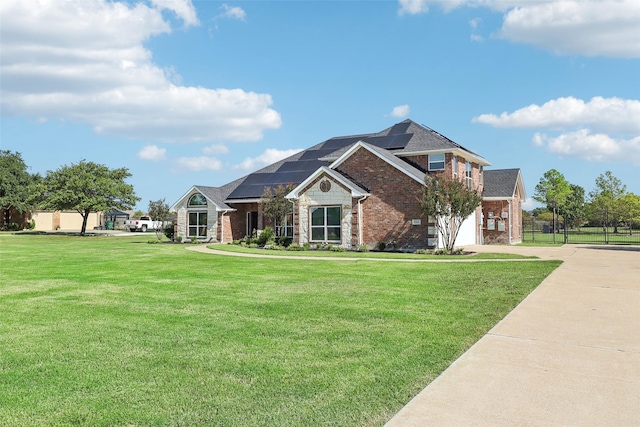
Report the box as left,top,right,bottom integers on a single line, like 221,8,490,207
385,244,640,426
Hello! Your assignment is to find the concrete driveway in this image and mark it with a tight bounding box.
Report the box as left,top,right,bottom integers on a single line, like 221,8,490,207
385,244,640,426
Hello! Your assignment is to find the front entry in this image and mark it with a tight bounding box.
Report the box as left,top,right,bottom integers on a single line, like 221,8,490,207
246,211,258,237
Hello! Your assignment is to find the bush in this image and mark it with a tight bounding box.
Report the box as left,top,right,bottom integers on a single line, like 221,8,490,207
8,223,20,231
302,242,311,251
163,223,175,240
377,241,386,251
415,249,433,255
27,220,36,230
287,243,303,251
330,245,346,252
257,226,274,246
358,244,369,252
176,236,183,243
190,236,199,244
276,236,292,247
248,243,259,249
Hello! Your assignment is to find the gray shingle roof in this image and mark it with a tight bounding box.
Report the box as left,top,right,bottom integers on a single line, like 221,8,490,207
208,119,485,202
483,169,521,198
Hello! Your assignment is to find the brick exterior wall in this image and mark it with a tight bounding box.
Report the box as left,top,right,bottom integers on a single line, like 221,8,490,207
226,202,260,241
335,148,431,250
481,186,523,244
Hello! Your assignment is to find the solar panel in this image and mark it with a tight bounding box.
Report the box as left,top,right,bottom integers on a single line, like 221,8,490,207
276,159,327,172
388,121,411,134
320,137,360,150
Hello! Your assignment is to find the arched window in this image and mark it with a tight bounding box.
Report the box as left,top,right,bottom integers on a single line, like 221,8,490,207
188,194,207,207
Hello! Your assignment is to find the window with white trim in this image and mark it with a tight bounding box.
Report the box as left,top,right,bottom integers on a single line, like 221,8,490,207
187,193,208,238
275,211,294,238
310,206,341,242
429,153,445,171
188,194,207,207
465,161,473,190
188,212,207,237
453,155,458,179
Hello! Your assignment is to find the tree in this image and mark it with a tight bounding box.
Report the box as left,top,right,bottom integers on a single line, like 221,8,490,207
261,184,294,238
620,193,640,231
420,174,482,253
0,151,41,228
148,198,173,240
533,169,572,243
560,184,586,230
42,160,139,235
588,171,627,233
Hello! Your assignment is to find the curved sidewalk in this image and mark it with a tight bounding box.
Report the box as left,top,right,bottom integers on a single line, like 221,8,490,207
385,244,640,426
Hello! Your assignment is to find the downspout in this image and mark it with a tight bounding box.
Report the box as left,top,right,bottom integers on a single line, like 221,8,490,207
357,195,369,247
508,199,513,245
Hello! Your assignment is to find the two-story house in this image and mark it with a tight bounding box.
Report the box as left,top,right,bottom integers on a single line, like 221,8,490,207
172,119,523,249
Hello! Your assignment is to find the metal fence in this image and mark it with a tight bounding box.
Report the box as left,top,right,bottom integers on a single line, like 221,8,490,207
523,218,640,245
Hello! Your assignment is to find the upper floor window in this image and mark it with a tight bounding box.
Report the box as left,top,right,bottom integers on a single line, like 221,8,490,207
429,153,445,171
453,155,458,178
188,194,207,207
465,162,473,190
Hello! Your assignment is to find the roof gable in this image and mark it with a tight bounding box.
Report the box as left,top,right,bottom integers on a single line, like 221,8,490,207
329,141,426,186
286,166,369,199
483,169,526,200
171,185,235,211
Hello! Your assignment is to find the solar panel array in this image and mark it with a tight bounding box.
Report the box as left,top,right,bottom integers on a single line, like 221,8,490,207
225,129,415,200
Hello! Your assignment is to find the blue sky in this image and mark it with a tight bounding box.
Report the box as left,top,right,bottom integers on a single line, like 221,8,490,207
1,0,639,211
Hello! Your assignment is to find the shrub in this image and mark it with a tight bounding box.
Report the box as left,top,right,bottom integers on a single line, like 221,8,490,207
330,245,346,252
190,236,199,244
176,236,183,243
276,236,292,247
27,220,36,230
415,249,433,255
358,244,369,252
377,241,386,251
248,243,259,249
257,226,274,246
163,223,175,240
302,242,311,251
8,223,20,231
287,243,303,251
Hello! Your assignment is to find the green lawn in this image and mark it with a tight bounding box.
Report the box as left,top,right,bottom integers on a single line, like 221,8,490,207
522,227,640,245
0,235,561,427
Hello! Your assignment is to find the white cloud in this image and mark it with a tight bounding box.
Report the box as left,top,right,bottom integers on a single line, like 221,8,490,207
533,130,640,166
234,148,303,172
497,1,640,58
173,156,223,172
398,0,430,15
398,0,467,15
151,0,199,27
389,104,410,118
218,4,246,21
396,0,640,58
473,97,640,135
138,144,167,161
202,144,229,155
0,0,281,143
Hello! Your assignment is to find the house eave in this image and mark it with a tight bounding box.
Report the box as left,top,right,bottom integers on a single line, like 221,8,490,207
396,148,492,167
224,198,262,205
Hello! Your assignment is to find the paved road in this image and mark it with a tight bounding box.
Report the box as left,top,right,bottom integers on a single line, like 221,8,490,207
385,244,640,426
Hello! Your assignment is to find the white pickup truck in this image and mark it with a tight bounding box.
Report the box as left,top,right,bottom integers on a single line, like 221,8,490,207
124,216,165,232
